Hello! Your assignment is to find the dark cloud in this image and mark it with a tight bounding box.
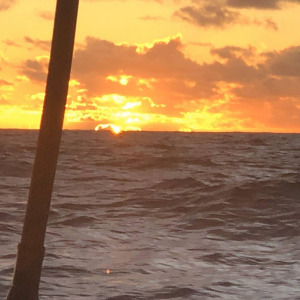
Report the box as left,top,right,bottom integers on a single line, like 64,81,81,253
174,2,278,30
229,46,300,99
84,0,164,2
24,36,51,51
211,46,256,59
174,4,241,28
234,76,300,99
226,0,280,10
0,0,16,11
21,59,48,83
213,57,263,83
262,18,278,31
265,46,300,77
227,0,300,9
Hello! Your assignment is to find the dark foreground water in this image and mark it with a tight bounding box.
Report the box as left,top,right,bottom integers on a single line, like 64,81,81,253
0,130,300,299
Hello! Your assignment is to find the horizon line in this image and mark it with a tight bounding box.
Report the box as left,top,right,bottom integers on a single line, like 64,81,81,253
1,128,300,134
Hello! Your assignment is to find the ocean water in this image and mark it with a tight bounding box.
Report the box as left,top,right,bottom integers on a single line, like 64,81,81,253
0,130,300,299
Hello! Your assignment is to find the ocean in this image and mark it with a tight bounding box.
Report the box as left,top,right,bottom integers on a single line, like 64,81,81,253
0,130,299,299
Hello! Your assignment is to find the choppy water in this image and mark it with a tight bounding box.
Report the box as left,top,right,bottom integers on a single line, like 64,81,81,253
0,130,300,299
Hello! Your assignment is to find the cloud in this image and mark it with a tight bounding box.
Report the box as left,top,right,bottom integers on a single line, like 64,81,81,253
83,0,164,2
22,36,300,105
0,97,10,105
19,35,300,131
72,36,286,101
174,2,278,30
227,0,300,10
24,36,51,51
227,47,300,101
72,35,217,108
139,15,165,21
230,46,300,102
71,36,269,127
264,46,300,77
174,4,241,28
21,58,48,83
38,11,54,21
2,39,20,47
226,0,280,10
69,36,300,131
211,45,256,59
261,18,278,31
0,0,16,11
0,78,13,86
188,42,212,47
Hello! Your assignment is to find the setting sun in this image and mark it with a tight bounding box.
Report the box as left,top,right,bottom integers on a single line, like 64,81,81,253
95,123,122,135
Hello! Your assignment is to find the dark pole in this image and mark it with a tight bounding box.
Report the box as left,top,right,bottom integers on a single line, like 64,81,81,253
6,0,79,299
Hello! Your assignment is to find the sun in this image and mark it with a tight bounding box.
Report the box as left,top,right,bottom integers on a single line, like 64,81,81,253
110,125,122,135
95,124,122,135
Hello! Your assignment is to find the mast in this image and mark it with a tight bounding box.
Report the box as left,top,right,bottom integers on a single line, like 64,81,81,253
6,0,79,298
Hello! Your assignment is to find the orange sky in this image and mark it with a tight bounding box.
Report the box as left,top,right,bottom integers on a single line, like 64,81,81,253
1,0,300,132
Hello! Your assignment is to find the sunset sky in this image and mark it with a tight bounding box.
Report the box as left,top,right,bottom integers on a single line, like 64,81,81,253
1,0,300,132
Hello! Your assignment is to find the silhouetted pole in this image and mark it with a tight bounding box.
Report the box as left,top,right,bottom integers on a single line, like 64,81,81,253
6,0,79,299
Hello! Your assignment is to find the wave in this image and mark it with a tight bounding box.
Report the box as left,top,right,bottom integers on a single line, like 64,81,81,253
50,215,98,227
152,177,206,190
105,286,199,300
1,130,300,299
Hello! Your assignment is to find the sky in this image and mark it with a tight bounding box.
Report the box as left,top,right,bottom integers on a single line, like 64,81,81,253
1,0,300,132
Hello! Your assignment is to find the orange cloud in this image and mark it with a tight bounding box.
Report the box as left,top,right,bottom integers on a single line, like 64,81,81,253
0,0,16,12
11,32,300,132
63,35,300,131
